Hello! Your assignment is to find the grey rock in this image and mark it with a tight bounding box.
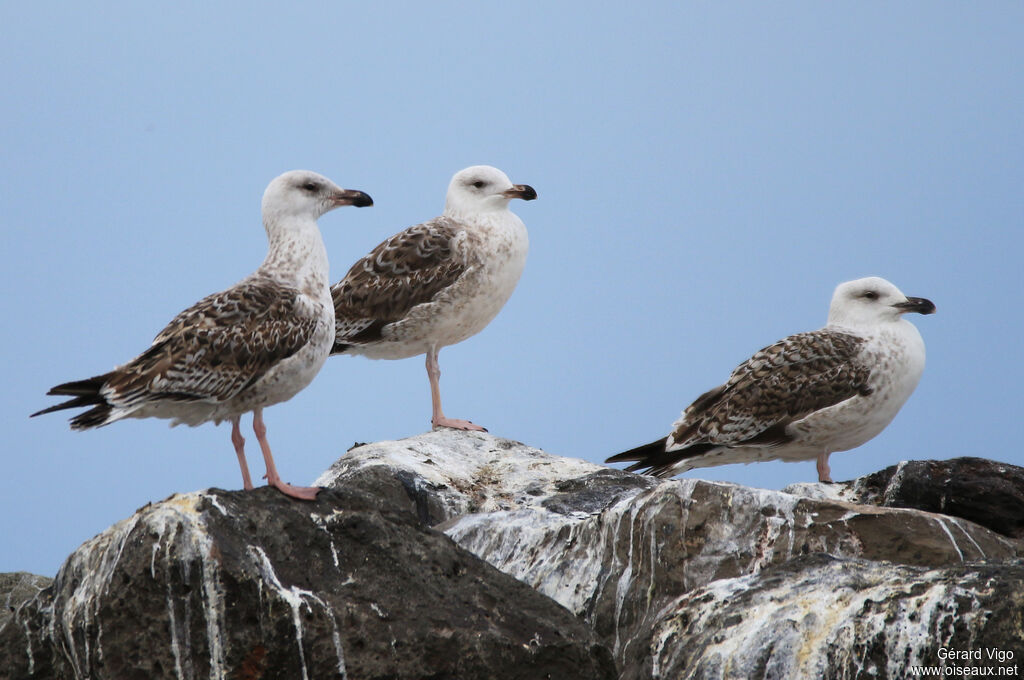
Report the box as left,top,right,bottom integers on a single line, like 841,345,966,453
634,554,1024,679
0,572,51,631
320,431,1024,678
852,457,1024,539
7,431,1022,678
0,484,615,680
784,456,1024,542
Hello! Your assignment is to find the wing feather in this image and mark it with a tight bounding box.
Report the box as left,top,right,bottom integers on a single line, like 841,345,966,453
669,330,871,450
331,218,468,348
106,278,318,409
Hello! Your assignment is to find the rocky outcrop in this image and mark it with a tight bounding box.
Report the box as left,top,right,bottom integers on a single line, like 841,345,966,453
845,457,1024,539
318,432,1024,678
0,484,615,680
1,573,50,631
641,555,1024,678
4,431,1022,678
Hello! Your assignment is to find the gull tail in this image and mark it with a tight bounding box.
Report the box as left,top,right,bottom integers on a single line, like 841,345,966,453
331,319,387,355
330,341,355,355
607,438,718,478
31,374,116,430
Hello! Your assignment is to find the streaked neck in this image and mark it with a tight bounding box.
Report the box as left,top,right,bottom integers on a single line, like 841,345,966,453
260,217,329,285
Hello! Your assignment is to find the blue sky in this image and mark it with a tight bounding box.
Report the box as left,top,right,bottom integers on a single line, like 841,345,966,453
2,3,1021,575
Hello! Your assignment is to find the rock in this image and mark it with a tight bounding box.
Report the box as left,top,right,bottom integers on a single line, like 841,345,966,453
638,554,1024,679
851,457,1024,539
318,434,617,525
319,431,1024,677
0,485,616,680
0,572,50,630
7,431,1022,678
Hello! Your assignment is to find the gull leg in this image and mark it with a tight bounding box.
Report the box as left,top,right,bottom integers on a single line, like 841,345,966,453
427,346,486,432
252,408,320,501
816,451,834,484
231,416,254,491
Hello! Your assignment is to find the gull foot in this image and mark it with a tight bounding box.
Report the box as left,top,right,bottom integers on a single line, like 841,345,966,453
431,416,487,432
267,480,321,501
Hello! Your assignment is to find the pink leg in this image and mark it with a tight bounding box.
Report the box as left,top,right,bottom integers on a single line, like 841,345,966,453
252,408,320,501
816,451,834,483
426,347,486,432
231,417,254,491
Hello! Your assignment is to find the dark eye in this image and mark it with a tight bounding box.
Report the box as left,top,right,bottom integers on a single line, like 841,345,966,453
471,180,486,189
862,291,879,300
301,182,319,192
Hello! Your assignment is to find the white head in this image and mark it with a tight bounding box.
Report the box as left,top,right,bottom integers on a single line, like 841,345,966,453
261,170,373,227
827,276,936,329
443,165,537,217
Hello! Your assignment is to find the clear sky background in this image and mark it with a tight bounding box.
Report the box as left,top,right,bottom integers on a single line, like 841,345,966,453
2,3,1021,576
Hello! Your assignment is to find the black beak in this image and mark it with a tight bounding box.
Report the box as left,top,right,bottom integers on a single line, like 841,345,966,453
331,189,374,208
503,184,537,201
892,296,936,315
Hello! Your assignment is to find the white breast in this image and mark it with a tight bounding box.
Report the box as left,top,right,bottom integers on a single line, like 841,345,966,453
214,236,336,422
789,321,926,455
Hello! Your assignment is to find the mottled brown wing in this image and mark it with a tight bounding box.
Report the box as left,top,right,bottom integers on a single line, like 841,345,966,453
106,278,318,407
331,217,468,347
669,330,872,449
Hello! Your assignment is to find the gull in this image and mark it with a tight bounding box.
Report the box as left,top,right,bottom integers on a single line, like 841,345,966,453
32,170,372,500
607,277,935,483
331,165,536,431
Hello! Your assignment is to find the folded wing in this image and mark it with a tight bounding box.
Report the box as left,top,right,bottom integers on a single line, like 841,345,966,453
331,218,468,351
33,279,318,428
608,330,872,476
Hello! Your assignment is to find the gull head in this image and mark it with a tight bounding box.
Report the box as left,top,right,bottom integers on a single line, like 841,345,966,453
262,170,373,224
444,165,537,217
827,276,936,329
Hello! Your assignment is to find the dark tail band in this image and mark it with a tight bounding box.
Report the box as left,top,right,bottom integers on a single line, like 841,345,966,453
607,438,718,478
31,374,115,429
606,438,668,466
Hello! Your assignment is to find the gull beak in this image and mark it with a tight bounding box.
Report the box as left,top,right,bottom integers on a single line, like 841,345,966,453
331,189,374,208
502,184,538,201
892,297,936,315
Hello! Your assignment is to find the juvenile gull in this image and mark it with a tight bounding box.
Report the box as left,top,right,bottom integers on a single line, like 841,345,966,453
607,277,935,483
32,170,372,500
331,165,536,431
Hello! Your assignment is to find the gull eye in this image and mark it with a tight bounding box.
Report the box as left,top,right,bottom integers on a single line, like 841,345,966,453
301,182,319,192
471,180,486,189
862,291,879,300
